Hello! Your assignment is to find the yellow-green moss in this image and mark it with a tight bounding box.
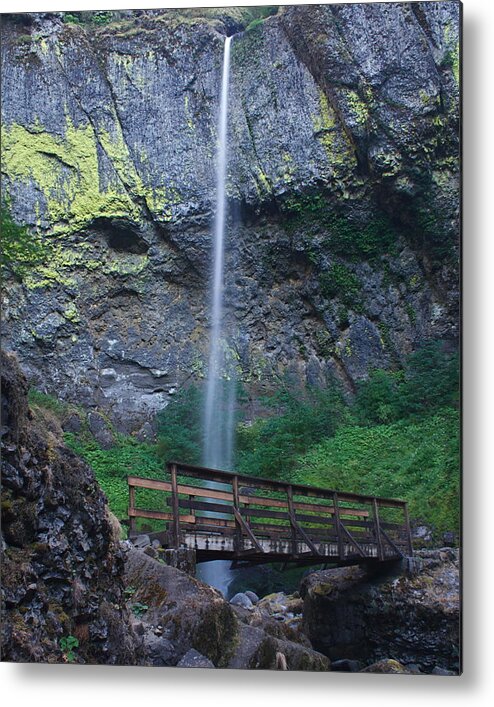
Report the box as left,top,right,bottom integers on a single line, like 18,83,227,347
2,112,181,232
63,302,80,323
2,118,140,233
344,89,369,126
312,89,355,170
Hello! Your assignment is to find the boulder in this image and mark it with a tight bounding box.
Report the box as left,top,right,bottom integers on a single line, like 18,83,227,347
134,534,151,549
0,351,140,665
361,659,412,674
230,592,254,610
177,649,215,669
124,548,238,667
301,551,460,674
227,622,329,672
331,659,362,673
245,591,260,605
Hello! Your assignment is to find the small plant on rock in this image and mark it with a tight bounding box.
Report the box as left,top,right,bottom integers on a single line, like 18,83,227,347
60,634,79,663
131,602,149,617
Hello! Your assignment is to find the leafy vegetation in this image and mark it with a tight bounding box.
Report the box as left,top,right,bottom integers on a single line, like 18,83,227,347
155,385,203,465
62,11,114,25
131,602,149,617
319,263,363,311
60,635,79,663
64,433,164,524
283,194,397,262
235,384,350,479
1,200,51,277
245,7,279,31
292,408,459,534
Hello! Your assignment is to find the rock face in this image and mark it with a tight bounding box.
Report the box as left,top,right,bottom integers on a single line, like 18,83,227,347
1,5,460,430
300,549,460,674
0,350,140,664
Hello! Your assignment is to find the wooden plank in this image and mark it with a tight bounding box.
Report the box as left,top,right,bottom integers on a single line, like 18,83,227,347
176,486,368,518
233,475,243,554
182,523,236,535
333,492,344,558
287,485,297,555
174,499,234,516
339,522,367,557
287,485,321,556
380,528,405,558
128,476,172,492
177,484,233,502
403,503,413,556
373,497,384,561
128,508,195,523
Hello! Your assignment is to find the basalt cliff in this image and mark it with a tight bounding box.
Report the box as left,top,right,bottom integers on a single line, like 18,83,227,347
1,4,460,433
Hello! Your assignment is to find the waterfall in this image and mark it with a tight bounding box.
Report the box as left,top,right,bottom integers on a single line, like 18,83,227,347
197,35,237,597
203,35,234,472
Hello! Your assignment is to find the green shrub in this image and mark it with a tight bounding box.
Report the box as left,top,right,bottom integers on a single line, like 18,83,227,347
319,263,363,310
156,385,203,465
235,383,350,479
28,389,69,416
292,408,460,536
64,434,165,523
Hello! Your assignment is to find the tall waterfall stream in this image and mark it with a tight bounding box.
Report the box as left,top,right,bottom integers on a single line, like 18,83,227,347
196,36,237,596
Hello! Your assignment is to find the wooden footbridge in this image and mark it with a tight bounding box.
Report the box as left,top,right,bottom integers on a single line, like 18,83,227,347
127,462,413,566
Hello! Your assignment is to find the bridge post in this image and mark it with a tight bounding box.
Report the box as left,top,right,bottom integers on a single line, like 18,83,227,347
287,485,298,556
403,502,413,556
128,483,136,536
333,492,344,560
170,462,181,549
232,475,243,554
372,497,384,561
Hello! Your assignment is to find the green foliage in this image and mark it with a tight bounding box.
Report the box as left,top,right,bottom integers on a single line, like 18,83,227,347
63,14,81,24
283,194,397,262
156,385,203,465
60,635,79,663
319,263,363,310
235,384,349,479
293,408,459,535
1,200,51,277
131,602,149,617
64,434,164,523
354,342,459,424
245,6,279,31
62,11,113,26
28,389,69,416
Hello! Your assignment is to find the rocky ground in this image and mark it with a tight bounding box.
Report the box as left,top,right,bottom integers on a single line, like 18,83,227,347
120,535,460,674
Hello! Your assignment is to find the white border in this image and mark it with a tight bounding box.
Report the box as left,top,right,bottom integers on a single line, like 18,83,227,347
1,0,493,704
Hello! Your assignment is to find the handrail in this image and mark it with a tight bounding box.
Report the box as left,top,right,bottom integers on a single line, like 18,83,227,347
165,460,408,508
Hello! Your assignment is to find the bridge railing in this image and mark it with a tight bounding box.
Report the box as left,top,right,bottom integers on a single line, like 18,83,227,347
128,462,413,561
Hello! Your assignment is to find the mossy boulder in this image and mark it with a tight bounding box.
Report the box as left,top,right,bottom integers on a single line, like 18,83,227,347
124,547,238,667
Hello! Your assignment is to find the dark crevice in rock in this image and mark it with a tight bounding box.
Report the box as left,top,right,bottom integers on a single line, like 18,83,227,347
88,217,149,255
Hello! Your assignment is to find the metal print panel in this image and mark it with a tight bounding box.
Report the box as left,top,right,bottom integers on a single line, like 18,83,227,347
0,2,461,674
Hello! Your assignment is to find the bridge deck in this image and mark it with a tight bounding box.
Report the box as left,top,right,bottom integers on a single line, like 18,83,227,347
128,462,413,565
